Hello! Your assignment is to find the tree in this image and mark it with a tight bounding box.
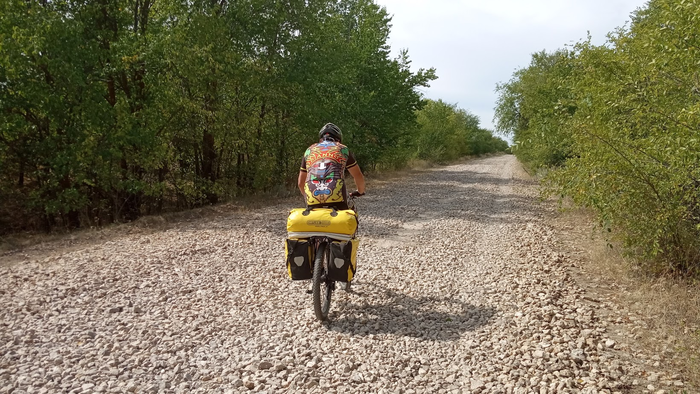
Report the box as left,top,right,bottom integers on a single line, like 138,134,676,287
494,0,700,274
414,100,508,163
494,50,577,170
0,0,439,232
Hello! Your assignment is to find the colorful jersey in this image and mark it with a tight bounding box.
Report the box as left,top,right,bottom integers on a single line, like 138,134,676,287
300,140,357,206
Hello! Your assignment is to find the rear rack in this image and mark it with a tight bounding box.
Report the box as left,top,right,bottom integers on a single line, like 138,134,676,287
287,232,353,241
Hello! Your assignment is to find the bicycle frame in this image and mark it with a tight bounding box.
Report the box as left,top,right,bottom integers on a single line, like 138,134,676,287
308,195,358,321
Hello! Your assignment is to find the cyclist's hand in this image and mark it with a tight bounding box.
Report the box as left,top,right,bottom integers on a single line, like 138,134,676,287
349,190,365,197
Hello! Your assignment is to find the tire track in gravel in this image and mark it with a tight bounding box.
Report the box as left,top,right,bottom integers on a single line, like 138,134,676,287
0,155,686,394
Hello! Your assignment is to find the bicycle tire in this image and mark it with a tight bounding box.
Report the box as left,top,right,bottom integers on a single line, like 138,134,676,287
312,242,332,321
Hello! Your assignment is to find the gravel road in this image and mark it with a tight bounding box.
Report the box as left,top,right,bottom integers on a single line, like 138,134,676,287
0,155,688,394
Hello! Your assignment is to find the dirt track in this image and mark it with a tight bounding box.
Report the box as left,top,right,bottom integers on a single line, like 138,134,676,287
0,155,687,393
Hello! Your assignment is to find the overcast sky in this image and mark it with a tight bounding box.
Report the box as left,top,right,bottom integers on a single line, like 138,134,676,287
374,0,650,134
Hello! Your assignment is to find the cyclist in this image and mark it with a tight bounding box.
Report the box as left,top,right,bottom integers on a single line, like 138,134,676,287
298,123,365,208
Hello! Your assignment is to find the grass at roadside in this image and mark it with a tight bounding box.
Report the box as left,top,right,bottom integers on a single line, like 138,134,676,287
548,203,700,391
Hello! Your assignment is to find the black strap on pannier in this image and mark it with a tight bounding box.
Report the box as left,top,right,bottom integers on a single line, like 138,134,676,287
303,206,338,217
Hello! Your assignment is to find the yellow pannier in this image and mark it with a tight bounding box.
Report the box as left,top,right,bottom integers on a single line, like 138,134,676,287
287,208,358,241
328,239,359,282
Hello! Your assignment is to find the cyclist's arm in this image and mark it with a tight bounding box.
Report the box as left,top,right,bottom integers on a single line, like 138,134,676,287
298,170,306,196
348,165,365,195
298,156,308,197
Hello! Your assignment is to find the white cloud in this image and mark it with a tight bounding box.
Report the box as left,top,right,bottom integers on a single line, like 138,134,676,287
376,0,649,131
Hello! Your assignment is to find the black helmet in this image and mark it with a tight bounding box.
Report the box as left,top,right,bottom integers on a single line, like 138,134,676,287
318,123,342,142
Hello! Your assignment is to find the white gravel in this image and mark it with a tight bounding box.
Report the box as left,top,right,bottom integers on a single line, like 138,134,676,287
0,155,687,393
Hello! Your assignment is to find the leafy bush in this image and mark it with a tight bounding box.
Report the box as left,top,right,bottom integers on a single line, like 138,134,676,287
495,0,700,274
413,100,509,163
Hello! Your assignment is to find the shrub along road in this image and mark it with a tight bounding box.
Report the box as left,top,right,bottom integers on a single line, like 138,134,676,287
0,155,688,393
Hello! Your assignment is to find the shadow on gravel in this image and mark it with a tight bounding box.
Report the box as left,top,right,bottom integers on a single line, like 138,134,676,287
329,286,497,341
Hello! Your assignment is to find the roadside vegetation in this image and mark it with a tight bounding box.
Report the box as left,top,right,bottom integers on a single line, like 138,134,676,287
496,0,700,383
413,100,509,164
494,0,700,277
0,0,507,234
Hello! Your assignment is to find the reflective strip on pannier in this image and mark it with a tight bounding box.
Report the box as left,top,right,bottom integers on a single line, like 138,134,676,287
285,239,313,280
327,239,359,282
287,208,357,236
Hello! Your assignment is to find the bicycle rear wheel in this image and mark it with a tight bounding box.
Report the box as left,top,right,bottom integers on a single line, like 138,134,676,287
312,242,332,321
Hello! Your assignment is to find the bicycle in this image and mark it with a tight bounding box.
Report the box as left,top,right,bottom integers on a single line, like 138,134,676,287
309,192,361,321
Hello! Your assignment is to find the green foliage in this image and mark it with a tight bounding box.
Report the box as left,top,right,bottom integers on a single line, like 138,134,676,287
412,100,509,163
0,0,440,232
1,0,505,234
494,0,700,274
495,50,577,169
